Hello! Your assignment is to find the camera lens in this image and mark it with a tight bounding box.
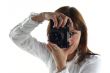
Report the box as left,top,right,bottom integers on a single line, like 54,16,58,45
48,19,70,48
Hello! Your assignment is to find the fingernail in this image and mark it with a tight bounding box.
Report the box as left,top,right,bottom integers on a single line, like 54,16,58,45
53,25,55,28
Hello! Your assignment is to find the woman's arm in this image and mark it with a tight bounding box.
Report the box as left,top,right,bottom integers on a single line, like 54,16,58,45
9,13,51,65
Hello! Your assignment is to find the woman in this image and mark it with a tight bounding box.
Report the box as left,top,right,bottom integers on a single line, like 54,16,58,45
9,6,101,73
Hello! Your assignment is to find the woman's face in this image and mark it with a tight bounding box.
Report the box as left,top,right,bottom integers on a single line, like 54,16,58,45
68,29,81,49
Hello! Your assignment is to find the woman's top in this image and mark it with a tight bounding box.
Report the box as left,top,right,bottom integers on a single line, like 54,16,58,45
9,13,101,73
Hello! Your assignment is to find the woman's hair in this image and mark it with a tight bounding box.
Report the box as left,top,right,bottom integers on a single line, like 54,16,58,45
47,6,97,64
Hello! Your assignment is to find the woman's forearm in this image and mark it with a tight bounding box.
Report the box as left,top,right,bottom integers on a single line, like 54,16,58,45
31,13,45,23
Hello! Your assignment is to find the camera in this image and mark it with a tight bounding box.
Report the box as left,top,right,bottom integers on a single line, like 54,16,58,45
48,20,70,48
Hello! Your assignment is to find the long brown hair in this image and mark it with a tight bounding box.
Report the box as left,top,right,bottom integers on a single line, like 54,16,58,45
47,6,97,64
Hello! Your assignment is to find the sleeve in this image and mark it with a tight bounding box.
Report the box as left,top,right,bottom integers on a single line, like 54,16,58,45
79,56,101,73
9,12,51,65
53,65,69,73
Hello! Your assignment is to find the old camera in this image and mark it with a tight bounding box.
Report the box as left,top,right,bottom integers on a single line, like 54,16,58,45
48,20,70,48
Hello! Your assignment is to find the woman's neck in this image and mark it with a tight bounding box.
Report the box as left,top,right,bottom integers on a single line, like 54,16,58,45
67,50,77,62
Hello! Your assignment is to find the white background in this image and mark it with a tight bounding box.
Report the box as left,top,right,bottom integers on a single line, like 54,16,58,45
0,0,110,73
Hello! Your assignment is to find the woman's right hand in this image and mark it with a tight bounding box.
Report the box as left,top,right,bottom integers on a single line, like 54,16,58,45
32,12,73,28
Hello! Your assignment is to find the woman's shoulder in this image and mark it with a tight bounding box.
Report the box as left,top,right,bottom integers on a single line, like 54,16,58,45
83,55,101,65
79,55,102,73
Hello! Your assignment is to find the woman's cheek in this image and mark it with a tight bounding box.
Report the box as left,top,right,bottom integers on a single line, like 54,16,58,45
68,35,78,45
68,37,75,45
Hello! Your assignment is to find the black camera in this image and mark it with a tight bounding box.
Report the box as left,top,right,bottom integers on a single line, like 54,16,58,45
48,20,70,48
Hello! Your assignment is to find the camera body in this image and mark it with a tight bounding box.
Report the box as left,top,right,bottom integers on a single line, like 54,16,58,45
48,20,70,48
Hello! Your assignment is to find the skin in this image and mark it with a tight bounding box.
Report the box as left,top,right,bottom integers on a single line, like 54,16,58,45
31,12,81,72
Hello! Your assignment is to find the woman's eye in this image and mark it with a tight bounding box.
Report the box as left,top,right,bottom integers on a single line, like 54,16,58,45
69,32,76,37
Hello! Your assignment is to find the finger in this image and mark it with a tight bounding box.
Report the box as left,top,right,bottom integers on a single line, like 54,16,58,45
52,15,58,28
48,43,58,52
65,43,76,55
68,18,74,28
49,43,59,51
57,16,63,28
62,16,68,27
46,44,52,52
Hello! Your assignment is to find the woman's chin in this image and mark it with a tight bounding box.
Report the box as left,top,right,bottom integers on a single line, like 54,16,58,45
69,42,74,47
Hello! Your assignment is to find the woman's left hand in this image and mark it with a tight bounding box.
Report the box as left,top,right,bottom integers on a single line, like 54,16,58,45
46,42,77,71
47,42,67,71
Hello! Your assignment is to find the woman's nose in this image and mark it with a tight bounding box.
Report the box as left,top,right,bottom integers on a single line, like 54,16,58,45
68,37,72,43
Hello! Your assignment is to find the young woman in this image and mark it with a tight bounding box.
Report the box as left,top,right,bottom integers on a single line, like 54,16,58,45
9,6,101,73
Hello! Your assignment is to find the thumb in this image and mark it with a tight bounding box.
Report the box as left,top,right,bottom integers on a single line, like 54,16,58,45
65,44,76,55
46,44,52,53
